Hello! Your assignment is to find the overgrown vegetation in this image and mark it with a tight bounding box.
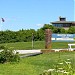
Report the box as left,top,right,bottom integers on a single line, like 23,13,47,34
0,24,75,43
0,46,20,63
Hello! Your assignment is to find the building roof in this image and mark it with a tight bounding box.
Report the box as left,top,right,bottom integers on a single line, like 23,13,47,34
51,17,75,24
51,21,75,24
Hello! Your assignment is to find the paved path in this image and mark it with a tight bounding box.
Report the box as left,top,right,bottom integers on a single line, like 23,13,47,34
14,49,41,54
15,49,69,54
14,50,42,58
52,49,68,52
0,49,69,54
0,49,42,58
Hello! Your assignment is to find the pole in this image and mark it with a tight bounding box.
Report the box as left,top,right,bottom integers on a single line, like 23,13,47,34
32,33,34,49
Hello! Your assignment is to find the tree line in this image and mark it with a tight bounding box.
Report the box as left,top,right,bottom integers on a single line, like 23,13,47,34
0,24,75,43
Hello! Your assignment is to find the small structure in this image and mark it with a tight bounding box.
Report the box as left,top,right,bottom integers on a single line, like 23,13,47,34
45,29,52,49
51,16,75,30
68,44,75,51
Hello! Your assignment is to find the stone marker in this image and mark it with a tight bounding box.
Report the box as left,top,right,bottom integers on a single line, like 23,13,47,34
45,29,52,49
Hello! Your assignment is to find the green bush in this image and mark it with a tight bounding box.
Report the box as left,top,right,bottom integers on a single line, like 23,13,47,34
0,46,20,63
0,45,5,49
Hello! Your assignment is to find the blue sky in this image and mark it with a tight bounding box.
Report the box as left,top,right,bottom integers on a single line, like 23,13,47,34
0,0,74,31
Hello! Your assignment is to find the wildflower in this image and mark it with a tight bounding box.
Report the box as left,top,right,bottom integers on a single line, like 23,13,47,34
58,63,63,65
56,70,66,73
47,69,55,72
60,70,65,73
63,71,69,74
67,59,70,61
65,61,71,64
58,68,63,70
58,70,69,74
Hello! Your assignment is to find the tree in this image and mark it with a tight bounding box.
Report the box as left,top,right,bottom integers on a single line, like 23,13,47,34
41,24,54,30
36,29,44,41
60,28,66,33
68,26,75,34
53,27,60,33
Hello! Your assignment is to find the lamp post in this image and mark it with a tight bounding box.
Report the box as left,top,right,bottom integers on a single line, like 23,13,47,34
32,33,34,49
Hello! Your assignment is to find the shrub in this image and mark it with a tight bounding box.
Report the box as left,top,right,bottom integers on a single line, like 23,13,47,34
0,46,20,63
0,45,5,49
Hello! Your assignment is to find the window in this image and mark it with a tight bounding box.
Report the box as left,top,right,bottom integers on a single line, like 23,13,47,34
63,24,70,27
53,24,63,27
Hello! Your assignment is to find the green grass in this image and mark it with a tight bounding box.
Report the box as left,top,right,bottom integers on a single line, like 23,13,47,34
52,42,75,49
0,41,75,50
0,52,75,75
0,41,75,75
0,41,45,50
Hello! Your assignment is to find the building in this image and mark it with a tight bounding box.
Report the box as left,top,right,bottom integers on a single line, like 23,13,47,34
51,17,75,30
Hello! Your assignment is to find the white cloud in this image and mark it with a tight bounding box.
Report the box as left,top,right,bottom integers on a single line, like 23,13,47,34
36,24,44,27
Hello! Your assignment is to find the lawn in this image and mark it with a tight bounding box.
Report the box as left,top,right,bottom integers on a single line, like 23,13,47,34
0,52,75,75
0,41,75,50
0,41,75,75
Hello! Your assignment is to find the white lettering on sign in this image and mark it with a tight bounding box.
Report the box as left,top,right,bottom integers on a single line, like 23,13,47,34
57,34,73,37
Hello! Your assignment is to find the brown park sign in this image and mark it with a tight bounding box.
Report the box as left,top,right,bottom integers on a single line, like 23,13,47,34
45,29,52,49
